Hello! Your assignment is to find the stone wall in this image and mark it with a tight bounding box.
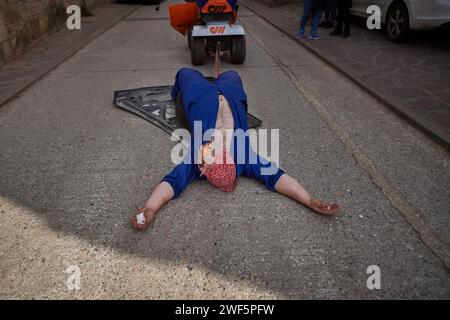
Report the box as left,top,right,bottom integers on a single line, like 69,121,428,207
0,0,111,67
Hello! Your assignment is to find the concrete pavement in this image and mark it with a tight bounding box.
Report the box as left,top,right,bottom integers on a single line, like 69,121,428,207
241,0,450,148
0,2,449,299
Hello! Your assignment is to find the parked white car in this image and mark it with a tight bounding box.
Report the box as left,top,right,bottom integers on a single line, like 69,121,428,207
351,0,450,42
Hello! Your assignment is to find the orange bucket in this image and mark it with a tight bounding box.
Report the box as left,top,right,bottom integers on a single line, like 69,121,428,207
169,3,199,36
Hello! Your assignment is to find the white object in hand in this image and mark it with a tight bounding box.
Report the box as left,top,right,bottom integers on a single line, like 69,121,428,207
136,212,146,225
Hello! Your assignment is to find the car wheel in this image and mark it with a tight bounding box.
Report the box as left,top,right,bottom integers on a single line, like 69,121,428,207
230,35,246,64
385,2,409,42
191,37,205,65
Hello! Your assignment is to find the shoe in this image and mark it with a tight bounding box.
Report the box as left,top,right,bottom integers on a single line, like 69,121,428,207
308,34,320,40
330,29,342,36
295,30,305,39
341,32,350,38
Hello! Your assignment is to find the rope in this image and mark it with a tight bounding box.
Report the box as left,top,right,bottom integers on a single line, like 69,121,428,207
214,41,221,79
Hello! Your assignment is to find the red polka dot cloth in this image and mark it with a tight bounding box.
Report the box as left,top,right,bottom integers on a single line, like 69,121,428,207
204,149,236,192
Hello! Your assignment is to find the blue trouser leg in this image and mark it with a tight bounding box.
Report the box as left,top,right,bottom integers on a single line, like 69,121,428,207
310,9,323,36
299,0,313,32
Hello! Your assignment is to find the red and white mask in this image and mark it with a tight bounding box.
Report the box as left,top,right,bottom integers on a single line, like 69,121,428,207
198,144,236,192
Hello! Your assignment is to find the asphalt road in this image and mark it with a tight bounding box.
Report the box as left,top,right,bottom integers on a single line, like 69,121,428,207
0,3,449,299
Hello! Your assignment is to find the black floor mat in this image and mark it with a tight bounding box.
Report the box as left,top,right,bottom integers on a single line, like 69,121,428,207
114,85,262,135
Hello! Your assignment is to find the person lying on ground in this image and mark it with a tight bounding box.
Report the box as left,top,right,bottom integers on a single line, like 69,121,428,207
132,68,340,231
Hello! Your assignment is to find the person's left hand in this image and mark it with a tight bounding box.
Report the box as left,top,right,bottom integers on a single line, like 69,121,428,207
309,199,340,216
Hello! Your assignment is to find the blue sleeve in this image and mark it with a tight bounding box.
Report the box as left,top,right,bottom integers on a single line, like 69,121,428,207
171,68,210,102
161,161,200,198
171,80,180,102
217,70,244,88
171,68,183,101
244,153,285,192
171,68,195,100
216,70,247,104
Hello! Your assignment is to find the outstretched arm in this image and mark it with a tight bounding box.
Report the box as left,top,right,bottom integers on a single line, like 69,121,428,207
132,158,200,231
245,152,340,216
274,174,340,215
144,181,174,210
131,181,174,231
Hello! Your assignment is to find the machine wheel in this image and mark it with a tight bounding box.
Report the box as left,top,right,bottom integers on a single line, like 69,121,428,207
230,35,246,64
385,2,409,43
191,37,206,65
187,28,193,49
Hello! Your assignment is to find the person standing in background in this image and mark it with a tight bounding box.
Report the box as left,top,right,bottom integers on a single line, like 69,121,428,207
319,0,337,29
330,0,352,38
296,0,327,40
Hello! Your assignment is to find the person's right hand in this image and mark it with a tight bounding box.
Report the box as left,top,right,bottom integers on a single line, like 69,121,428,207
131,207,156,231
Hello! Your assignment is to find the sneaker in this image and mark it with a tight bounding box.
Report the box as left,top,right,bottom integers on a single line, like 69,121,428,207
341,32,350,38
295,30,305,39
308,34,320,40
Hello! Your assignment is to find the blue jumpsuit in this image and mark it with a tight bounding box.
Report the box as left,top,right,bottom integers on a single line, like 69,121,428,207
162,68,285,198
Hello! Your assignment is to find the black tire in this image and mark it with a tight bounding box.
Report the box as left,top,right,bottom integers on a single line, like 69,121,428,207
187,28,193,50
385,2,409,43
191,37,205,66
230,35,246,64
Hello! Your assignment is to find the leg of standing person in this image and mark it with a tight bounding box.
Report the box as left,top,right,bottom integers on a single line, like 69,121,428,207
327,0,337,28
309,8,323,39
319,8,327,28
320,0,332,28
330,0,343,35
296,0,313,39
341,0,351,37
